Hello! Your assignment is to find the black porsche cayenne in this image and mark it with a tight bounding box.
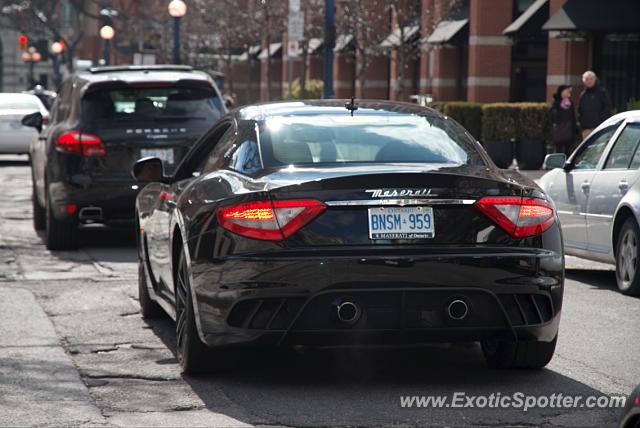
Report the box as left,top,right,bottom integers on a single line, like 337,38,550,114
133,100,564,374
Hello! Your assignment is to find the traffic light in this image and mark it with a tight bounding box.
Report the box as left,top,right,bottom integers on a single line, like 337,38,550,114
18,34,28,51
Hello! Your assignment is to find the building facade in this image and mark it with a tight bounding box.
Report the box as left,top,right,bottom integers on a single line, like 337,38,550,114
227,0,639,111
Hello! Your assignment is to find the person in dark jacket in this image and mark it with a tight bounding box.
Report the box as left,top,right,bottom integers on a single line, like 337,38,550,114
578,71,613,139
550,85,578,155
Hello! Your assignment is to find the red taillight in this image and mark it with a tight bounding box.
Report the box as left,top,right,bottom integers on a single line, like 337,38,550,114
474,196,555,238
55,131,105,156
42,115,49,125
217,199,326,241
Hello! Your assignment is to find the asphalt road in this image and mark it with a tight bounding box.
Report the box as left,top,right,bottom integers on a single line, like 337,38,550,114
0,156,638,427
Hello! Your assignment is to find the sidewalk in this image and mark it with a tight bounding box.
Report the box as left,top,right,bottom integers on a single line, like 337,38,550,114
0,286,106,427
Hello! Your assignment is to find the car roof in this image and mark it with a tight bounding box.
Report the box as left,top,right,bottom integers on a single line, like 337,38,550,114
235,99,442,122
74,65,213,86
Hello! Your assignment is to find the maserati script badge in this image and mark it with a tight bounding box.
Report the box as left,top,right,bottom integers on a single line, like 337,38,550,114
365,188,438,198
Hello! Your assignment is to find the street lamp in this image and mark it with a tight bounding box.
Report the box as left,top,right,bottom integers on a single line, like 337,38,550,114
99,25,115,65
50,41,65,88
22,47,41,88
168,0,187,64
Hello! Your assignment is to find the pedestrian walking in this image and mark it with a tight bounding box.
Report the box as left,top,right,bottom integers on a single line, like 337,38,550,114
578,71,613,139
550,85,577,155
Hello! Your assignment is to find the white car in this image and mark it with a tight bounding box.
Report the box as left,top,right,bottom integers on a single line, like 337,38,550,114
539,110,640,295
0,93,49,154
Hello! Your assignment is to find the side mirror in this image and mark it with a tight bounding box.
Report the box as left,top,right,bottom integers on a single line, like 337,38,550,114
542,153,567,170
132,157,165,182
21,112,43,133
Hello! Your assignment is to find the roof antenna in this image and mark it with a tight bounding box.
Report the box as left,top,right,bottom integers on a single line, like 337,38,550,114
345,96,358,117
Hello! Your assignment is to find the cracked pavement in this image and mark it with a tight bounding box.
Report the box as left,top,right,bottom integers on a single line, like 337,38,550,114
0,156,638,427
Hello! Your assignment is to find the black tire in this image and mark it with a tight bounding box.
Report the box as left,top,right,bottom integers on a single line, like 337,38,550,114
32,179,46,231
175,249,223,374
482,335,557,369
615,218,640,296
45,190,78,251
138,262,163,318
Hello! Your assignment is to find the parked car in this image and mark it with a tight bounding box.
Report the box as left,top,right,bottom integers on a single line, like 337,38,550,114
0,93,49,154
539,110,640,295
133,100,564,374
22,65,226,250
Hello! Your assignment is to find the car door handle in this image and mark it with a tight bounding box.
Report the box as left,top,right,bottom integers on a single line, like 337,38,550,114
618,181,629,193
581,182,590,193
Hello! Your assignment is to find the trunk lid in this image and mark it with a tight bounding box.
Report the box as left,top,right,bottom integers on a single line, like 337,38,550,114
262,165,524,246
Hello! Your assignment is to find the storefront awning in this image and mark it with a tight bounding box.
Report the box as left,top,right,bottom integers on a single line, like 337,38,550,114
307,38,324,54
542,0,640,32
424,19,469,45
334,34,354,52
258,43,282,60
379,25,420,48
504,0,548,35
237,44,262,61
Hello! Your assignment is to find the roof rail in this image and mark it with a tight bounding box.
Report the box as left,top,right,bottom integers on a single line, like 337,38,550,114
87,65,194,74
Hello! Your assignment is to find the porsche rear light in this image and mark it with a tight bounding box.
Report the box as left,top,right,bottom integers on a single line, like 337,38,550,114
474,196,555,238
217,199,326,241
55,131,105,156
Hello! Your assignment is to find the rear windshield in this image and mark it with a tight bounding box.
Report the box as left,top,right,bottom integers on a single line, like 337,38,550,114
82,86,223,127
0,96,41,110
257,113,483,167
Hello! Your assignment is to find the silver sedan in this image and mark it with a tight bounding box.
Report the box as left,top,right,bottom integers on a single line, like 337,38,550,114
0,93,49,154
539,110,640,295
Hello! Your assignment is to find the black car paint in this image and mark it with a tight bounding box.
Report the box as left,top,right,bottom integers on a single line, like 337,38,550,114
30,67,224,227
136,100,564,348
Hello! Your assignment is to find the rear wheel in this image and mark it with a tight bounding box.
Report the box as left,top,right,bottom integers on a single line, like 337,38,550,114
481,336,557,369
45,189,78,251
615,218,640,296
175,248,231,374
32,179,45,231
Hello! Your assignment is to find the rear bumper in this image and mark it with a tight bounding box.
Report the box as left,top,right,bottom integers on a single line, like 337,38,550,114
189,244,564,348
48,179,138,225
0,131,34,153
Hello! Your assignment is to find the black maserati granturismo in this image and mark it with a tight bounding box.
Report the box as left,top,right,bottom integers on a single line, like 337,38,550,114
133,100,564,374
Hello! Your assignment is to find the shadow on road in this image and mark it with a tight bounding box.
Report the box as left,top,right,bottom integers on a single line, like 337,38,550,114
566,269,618,292
142,314,618,426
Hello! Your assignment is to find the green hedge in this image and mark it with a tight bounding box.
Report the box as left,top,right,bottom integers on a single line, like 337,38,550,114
628,99,640,111
515,102,551,141
481,103,519,142
286,79,324,99
426,101,551,142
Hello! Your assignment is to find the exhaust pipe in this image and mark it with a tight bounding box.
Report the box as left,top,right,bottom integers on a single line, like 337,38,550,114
78,207,103,223
335,300,361,324
446,299,469,321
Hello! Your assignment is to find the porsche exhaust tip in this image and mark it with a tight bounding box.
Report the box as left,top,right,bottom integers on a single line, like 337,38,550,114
447,299,469,321
335,300,361,324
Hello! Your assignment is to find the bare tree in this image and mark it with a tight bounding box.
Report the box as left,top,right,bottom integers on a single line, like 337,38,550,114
249,0,286,101
336,0,387,98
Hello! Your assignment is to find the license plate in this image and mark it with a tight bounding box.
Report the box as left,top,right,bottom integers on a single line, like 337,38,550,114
368,206,435,239
140,148,174,164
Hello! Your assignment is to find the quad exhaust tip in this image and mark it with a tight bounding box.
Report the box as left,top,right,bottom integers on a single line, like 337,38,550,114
447,299,469,321
335,300,361,324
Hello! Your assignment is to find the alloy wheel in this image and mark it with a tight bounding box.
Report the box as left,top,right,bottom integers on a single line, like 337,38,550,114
618,229,638,289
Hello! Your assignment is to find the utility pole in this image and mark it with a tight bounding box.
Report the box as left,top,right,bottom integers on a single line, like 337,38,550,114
323,0,335,99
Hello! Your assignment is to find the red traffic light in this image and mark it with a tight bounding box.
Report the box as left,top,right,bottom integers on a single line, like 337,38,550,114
18,35,28,45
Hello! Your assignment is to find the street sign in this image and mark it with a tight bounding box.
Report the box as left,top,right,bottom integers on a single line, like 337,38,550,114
288,11,304,42
289,0,300,13
287,40,300,58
